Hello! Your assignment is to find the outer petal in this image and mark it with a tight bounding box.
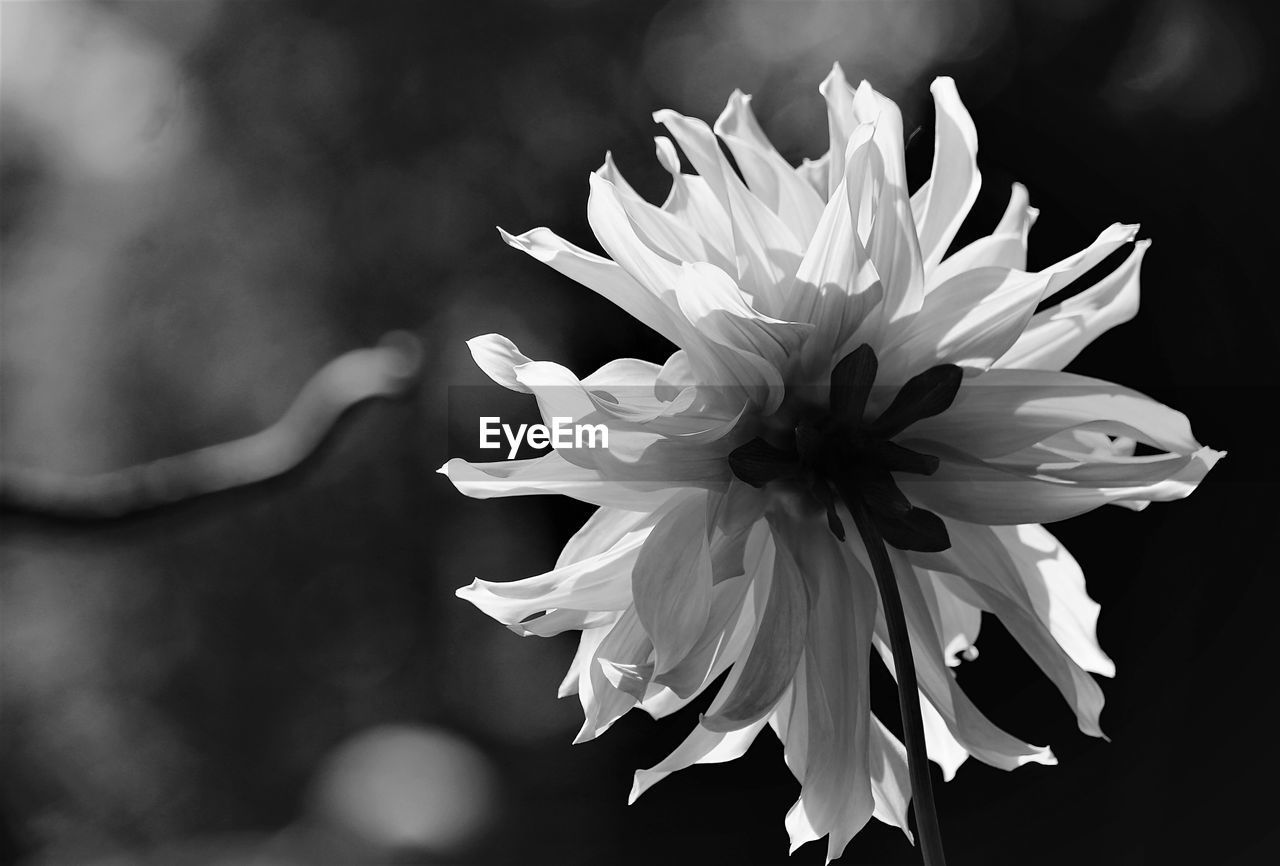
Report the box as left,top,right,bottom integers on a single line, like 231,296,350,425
714,90,825,241
877,224,1138,382
438,454,675,510
628,717,769,804
598,151,728,271
992,524,1114,677
869,716,913,841
466,333,533,392
653,108,803,317
905,367,1201,460
912,521,1107,737
869,545,1057,771
500,226,686,348
780,517,878,864
998,240,1149,371
911,77,981,274
929,182,1037,286
456,505,667,624
897,444,1224,525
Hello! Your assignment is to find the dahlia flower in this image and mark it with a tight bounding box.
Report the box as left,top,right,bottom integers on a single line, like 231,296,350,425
441,65,1221,863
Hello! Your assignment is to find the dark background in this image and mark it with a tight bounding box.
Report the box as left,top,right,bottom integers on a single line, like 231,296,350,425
1,1,1276,864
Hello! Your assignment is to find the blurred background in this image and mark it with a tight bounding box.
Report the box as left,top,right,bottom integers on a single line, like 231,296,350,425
1,1,1275,864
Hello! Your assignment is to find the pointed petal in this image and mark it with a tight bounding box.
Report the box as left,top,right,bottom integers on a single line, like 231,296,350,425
466,333,533,392
632,491,714,674
438,454,674,510
628,718,769,803
992,524,1114,677
897,444,1225,524
880,224,1138,381
653,108,803,316
702,531,810,731
868,544,1057,770
457,512,659,624
576,606,650,742
998,240,1150,371
714,89,825,240
912,77,981,273
780,517,878,862
912,520,1107,736
869,715,914,841
500,225,686,347
930,182,1037,287
904,367,1201,459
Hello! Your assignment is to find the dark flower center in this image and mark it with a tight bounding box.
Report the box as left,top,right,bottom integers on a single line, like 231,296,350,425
727,344,960,552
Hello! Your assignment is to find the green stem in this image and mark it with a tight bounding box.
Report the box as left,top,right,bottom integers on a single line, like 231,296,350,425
844,494,947,866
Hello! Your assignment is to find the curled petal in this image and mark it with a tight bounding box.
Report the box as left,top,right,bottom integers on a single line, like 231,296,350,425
905,367,1201,459
628,717,769,804
466,333,533,392
912,77,981,274
438,454,674,510
998,240,1150,371
913,521,1107,736
869,545,1057,771
500,225,686,348
457,510,662,625
714,89,825,241
880,223,1138,381
897,444,1224,525
929,182,1037,284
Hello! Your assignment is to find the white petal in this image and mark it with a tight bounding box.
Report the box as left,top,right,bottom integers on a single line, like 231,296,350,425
632,491,714,675
993,524,1114,677
500,225,686,348
628,717,768,804
714,89,825,241
787,125,889,369
654,108,803,316
912,522,1107,737
920,694,970,780
878,224,1138,381
869,545,1057,771
598,151,727,271
465,333,533,392
869,715,913,840
912,77,981,274
929,182,1036,285
653,135,736,265
780,517,878,863
905,367,1201,460
701,528,809,731
897,445,1225,525
576,606,650,742
925,571,982,667
437,454,674,510
998,240,1150,371
456,511,661,624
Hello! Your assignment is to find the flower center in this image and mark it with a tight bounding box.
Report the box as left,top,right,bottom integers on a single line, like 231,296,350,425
727,344,960,552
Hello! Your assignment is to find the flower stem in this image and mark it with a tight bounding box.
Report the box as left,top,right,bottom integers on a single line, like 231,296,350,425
845,494,947,866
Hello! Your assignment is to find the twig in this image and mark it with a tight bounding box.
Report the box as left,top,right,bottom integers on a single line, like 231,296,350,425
0,331,424,519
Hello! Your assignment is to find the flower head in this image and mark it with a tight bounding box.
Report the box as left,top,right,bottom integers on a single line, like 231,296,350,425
442,65,1222,863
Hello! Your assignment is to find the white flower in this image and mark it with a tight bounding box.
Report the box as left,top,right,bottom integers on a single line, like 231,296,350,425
441,65,1222,863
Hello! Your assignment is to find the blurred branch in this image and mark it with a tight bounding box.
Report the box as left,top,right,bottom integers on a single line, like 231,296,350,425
0,332,424,519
